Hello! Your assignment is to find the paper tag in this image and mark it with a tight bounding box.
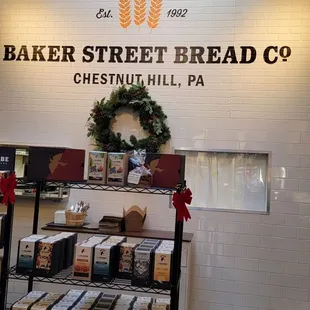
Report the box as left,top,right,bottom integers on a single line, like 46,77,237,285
128,171,141,185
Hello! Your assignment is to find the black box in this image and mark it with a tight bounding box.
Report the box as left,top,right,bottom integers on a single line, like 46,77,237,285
57,232,78,269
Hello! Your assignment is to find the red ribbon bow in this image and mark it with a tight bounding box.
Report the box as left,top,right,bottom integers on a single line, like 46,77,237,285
0,172,17,205
172,188,192,222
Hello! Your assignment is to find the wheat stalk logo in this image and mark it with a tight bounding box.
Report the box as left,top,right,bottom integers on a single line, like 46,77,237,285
118,0,162,29
119,0,131,29
134,0,146,26
147,0,162,29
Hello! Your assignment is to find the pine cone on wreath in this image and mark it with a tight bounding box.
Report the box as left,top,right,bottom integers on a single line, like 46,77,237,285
146,139,160,153
105,143,118,152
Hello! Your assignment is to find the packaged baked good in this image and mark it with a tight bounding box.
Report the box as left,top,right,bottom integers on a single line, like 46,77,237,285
127,150,152,188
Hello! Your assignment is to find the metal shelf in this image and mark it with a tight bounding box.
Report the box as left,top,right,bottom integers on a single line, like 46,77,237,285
17,179,175,196
68,182,174,195
9,266,170,295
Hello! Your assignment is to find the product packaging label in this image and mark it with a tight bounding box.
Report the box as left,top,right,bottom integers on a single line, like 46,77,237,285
88,151,106,181
93,246,111,276
154,251,172,282
108,154,125,182
119,245,135,273
73,244,93,279
36,241,54,270
19,240,36,268
134,249,151,279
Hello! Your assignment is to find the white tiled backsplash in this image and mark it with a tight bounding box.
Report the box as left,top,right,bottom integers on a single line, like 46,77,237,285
1,0,310,309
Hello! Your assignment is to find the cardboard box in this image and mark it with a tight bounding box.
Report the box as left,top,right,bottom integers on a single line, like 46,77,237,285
16,235,47,274
88,151,108,184
92,243,120,282
145,154,186,189
118,243,138,279
107,153,128,186
27,146,85,182
123,206,146,232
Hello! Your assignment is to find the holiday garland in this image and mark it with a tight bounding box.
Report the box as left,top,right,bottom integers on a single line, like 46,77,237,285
87,83,171,153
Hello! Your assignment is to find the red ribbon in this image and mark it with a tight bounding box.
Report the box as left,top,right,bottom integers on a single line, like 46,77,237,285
172,188,192,222
0,173,17,205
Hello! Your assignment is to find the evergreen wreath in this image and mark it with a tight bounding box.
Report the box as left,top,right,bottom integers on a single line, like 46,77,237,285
87,83,171,153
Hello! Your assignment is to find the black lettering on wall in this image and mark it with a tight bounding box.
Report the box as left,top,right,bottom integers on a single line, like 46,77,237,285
74,73,81,84
83,73,91,84
109,46,123,63
189,47,205,64
92,73,99,84
48,46,60,62
264,46,278,64
100,73,108,84
83,46,95,63
206,47,221,63
16,45,30,61
32,46,46,61
240,46,257,64
174,46,188,63
3,45,16,61
62,46,75,62
136,74,142,83
222,46,238,64
154,47,167,63
140,46,153,63
125,46,138,63
96,46,108,63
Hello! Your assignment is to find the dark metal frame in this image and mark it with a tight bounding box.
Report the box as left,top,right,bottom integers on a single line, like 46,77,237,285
4,180,185,310
9,265,170,295
0,200,14,309
16,179,175,196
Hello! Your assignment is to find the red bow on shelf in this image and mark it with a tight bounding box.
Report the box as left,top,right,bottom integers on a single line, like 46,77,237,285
0,172,17,205
172,188,192,222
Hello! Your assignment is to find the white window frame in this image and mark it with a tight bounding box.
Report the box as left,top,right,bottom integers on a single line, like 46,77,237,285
174,148,271,214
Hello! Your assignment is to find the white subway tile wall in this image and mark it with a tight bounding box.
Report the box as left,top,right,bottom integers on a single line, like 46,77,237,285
1,0,310,309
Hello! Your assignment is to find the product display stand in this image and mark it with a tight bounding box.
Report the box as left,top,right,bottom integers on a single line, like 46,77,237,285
6,179,187,310
0,199,15,309
170,184,184,310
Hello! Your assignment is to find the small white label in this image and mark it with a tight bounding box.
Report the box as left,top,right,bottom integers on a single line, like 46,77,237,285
128,171,141,185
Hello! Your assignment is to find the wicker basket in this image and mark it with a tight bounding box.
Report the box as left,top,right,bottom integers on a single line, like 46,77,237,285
65,210,86,227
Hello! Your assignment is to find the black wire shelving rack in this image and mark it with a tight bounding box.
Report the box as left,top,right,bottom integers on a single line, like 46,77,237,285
2,178,186,310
